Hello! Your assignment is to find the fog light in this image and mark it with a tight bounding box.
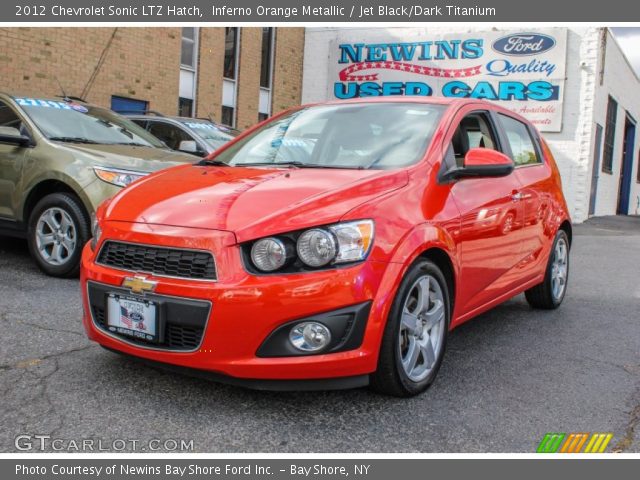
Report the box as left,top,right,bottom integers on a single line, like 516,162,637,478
289,322,331,352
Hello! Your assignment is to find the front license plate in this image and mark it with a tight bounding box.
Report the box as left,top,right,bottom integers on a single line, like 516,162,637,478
107,294,158,342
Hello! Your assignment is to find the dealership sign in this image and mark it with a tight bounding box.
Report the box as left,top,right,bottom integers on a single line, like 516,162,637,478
328,29,567,131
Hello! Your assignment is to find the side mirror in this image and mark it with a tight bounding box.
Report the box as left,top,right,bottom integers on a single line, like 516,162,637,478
178,140,198,154
443,147,514,182
0,126,31,147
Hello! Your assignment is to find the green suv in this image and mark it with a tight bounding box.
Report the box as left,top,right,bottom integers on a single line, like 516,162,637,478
0,93,197,277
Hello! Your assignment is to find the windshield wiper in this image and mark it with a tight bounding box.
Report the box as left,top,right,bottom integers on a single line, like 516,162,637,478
111,142,149,147
197,159,232,167
237,161,363,169
49,136,99,144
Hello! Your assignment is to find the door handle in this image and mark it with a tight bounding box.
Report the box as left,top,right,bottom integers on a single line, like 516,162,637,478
511,192,523,202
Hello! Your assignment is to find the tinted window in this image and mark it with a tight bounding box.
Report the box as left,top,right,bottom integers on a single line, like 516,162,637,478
499,114,540,166
212,103,444,169
148,121,194,151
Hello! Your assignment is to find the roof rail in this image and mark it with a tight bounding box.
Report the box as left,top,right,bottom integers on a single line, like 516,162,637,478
117,110,166,117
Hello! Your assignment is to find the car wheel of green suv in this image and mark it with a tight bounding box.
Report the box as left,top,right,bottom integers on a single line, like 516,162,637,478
27,193,90,278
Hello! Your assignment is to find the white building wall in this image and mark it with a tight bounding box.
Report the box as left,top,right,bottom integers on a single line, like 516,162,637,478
592,30,640,216
302,27,603,223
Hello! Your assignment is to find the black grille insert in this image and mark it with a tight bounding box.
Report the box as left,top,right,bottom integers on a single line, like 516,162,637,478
97,241,216,280
88,282,210,352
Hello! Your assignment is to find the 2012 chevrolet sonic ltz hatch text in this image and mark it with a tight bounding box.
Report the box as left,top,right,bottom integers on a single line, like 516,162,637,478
81,98,571,397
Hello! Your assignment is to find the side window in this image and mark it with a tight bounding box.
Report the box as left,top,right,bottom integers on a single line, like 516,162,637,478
0,101,23,130
499,114,541,166
147,121,194,150
130,119,148,130
450,112,498,167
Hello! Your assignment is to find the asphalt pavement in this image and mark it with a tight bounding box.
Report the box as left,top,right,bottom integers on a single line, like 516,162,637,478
1,216,638,453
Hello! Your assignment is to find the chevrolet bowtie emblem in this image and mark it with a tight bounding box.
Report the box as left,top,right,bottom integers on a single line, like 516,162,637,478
122,276,157,295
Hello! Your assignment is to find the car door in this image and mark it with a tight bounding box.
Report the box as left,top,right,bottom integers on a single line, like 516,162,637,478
497,113,553,283
0,100,30,221
444,108,526,316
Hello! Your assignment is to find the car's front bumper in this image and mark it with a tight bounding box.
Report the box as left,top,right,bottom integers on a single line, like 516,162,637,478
80,221,402,385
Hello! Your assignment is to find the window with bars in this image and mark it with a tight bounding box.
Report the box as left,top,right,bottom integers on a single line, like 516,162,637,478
602,96,618,174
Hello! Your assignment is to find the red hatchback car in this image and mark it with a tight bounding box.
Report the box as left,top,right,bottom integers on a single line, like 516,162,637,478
81,98,571,397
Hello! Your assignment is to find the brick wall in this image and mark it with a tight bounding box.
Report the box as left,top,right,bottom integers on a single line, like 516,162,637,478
0,27,181,114
236,27,262,130
272,28,305,114
0,26,305,128
195,27,225,121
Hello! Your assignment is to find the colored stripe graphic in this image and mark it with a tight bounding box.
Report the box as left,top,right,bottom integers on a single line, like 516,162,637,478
537,433,566,453
537,432,613,453
560,433,589,453
583,433,613,453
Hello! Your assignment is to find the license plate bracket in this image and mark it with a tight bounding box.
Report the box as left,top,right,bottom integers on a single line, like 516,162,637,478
106,294,159,343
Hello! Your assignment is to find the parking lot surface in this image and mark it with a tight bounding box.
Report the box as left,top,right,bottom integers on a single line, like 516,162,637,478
1,216,639,452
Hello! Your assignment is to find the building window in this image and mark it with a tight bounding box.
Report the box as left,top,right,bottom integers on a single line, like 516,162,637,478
110,96,148,114
602,96,618,174
179,27,198,118
221,106,235,127
178,97,193,117
181,27,197,68
224,27,239,80
258,112,269,123
258,28,274,123
260,28,273,89
221,28,240,127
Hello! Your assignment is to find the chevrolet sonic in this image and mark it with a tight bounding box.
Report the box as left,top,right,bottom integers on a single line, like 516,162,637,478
81,98,571,396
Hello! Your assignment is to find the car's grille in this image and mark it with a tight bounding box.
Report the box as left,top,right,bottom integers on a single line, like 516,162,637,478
97,241,216,280
88,282,210,352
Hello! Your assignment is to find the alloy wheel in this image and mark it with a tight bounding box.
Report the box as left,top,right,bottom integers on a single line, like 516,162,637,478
398,275,446,382
35,207,77,266
550,236,568,301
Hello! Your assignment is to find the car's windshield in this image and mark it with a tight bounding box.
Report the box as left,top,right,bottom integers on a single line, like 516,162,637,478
211,103,445,169
15,97,166,147
179,119,237,150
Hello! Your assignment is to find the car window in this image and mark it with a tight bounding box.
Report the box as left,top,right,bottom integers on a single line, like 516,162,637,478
130,119,148,129
499,114,541,166
14,98,165,147
179,120,236,150
212,103,445,169
0,100,25,132
148,121,195,151
450,112,498,167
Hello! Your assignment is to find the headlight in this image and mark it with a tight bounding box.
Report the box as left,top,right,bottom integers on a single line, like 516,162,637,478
251,237,289,272
297,228,337,267
90,213,102,251
329,220,374,264
246,220,374,273
94,166,147,187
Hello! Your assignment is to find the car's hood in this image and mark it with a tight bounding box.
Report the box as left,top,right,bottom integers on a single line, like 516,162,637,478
59,143,196,172
105,165,409,241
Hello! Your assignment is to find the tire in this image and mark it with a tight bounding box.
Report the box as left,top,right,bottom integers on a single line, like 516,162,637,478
370,259,450,397
27,192,90,278
525,229,570,309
